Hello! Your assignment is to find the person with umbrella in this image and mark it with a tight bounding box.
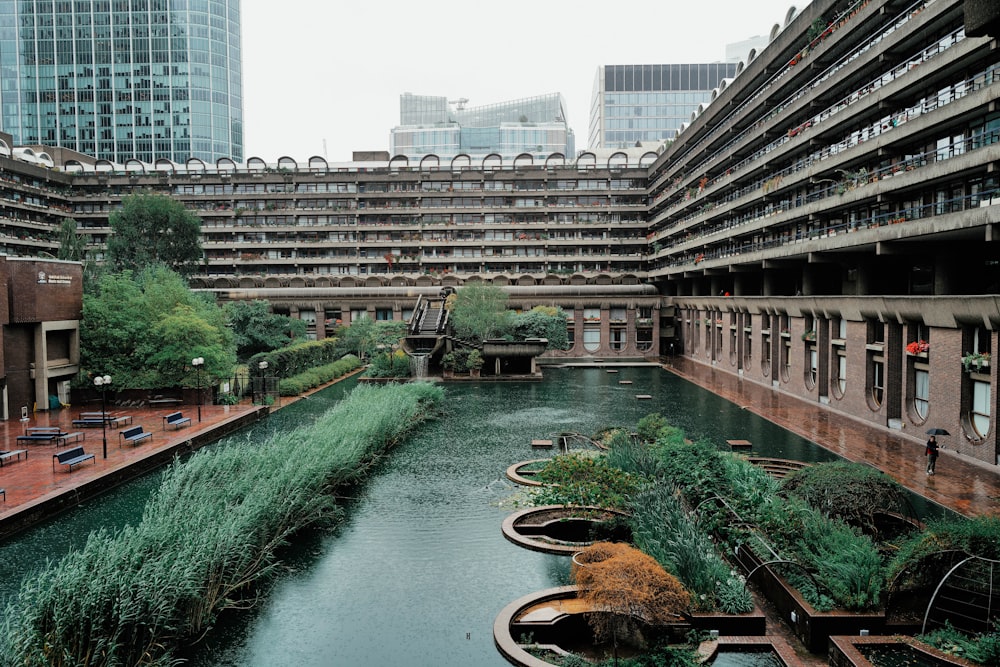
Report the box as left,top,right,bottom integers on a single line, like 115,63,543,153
925,428,948,475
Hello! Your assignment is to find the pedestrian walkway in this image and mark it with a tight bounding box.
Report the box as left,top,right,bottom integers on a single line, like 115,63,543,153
664,357,1000,519
0,401,266,538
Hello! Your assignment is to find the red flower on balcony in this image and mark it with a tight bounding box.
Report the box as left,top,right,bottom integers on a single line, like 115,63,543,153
906,340,929,355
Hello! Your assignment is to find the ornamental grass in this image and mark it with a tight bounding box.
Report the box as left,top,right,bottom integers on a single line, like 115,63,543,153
0,381,442,667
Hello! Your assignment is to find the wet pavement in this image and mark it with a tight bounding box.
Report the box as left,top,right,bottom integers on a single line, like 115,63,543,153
664,356,1000,519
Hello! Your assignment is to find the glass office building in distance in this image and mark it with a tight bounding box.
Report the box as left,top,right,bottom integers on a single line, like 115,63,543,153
589,63,739,149
391,93,574,161
0,0,243,164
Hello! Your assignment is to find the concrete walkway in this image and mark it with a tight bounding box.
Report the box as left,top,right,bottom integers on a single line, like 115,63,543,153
664,356,1000,519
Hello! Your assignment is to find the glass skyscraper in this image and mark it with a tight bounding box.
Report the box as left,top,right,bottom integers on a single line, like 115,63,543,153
589,63,738,149
0,0,243,164
391,93,574,161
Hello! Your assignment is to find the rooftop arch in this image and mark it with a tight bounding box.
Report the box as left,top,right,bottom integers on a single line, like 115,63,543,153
246,157,267,171
482,153,503,171
154,158,176,173
607,151,629,169
576,151,596,170
0,138,10,157
419,154,441,171
64,160,87,173
512,153,535,169
450,154,472,171
276,156,297,171
769,23,781,42
639,151,659,167
784,6,797,26
388,155,410,170
544,152,567,169
216,157,237,173
185,157,207,172
307,156,328,172
124,159,145,174
95,159,115,173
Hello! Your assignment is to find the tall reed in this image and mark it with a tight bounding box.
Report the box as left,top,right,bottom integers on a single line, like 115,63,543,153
0,381,442,667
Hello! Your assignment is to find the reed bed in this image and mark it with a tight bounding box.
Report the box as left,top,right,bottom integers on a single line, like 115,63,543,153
0,381,443,667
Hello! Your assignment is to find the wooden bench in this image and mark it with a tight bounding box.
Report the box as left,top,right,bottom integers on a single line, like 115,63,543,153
119,425,152,447
0,449,27,466
52,446,96,472
162,411,192,430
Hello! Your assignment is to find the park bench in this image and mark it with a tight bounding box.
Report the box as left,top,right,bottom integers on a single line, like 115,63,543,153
162,411,192,430
119,425,152,447
0,449,27,466
16,430,65,445
52,446,96,472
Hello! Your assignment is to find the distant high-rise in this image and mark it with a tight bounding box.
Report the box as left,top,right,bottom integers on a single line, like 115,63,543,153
0,0,244,163
588,63,739,149
391,93,574,160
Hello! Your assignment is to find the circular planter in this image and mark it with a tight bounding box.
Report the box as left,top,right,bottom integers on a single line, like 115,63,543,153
501,505,631,555
505,459,550,486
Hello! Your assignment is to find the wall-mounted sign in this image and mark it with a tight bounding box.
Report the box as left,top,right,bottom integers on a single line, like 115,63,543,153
37,271,73,285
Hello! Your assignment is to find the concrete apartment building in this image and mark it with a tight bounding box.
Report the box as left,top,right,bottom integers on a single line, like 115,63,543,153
0,0,997,468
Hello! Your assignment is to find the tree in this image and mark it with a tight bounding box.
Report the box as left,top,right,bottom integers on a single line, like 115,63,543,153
56,218,89,262
572,542,691,657
333,317,406,360
225,300,307,361
449,283,511,343
107,193,204,275
511,306,569,350
80,267,234,389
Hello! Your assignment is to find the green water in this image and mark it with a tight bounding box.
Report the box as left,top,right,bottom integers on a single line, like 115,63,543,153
0,367,952,666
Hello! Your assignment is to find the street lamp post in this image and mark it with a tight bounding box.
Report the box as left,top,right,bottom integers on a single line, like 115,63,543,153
258,360,268,405
94,374,111,459
192,357,204,422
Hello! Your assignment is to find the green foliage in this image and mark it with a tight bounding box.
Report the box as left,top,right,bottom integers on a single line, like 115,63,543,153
80,267,234,389
277,355,361,396
465,348,484,371
363,350,411,379
0,382,443,667
332,318,406,361
781,461,908,537
225,300,307,360
887,516,1000,585
628,481,752,613
921,622,1000,665
605,429,661,478
250,338,341,379
107,193,204,275
510,306,569,350
450,283,512,343
636,412,669,442
532,453,646,510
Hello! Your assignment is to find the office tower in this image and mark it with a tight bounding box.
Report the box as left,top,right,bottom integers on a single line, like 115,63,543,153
390,93,574,160
588,63,738,149
0,0,243,163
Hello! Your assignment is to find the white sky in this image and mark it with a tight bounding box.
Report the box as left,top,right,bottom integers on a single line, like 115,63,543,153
240,0,807,163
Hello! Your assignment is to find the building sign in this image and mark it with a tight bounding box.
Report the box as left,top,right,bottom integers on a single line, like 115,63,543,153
37,271,73,285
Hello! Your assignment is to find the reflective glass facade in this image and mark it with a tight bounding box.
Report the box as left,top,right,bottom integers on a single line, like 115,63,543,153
0,0,243,163
391,93,574,160
589,63,738,149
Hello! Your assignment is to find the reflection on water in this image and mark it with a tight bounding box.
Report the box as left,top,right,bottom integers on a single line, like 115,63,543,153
1,368,953,666
710,650,785,666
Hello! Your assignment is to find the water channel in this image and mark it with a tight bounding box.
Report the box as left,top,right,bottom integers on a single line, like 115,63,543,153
0,367,952,666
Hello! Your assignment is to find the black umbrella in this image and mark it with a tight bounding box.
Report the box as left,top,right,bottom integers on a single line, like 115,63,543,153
926,428,950,436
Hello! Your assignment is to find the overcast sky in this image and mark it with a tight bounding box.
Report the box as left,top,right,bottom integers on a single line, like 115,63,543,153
240,0,808,163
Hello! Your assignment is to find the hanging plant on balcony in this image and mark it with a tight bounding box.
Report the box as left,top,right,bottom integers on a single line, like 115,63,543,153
961,351,991,372
906,340,929,355
802,330,816,342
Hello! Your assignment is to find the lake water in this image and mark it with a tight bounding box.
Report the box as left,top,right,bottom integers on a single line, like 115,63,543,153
0,367,950,666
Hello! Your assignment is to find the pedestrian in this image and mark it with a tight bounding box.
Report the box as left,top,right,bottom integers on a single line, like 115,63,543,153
925,435,940,475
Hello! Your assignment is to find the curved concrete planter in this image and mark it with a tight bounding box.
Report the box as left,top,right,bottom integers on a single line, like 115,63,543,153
504,459,550,487
501,505,630,555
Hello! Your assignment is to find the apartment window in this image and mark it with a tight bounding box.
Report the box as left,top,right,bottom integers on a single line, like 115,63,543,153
583,327,601,352
610,328,626,351
375,308,393,321
971,380,991,438
584,308,601,322
761,331,771,377
914,368,929,420
743,314,752,366
870,359,885,408
833,352,847,398
806,348,818,389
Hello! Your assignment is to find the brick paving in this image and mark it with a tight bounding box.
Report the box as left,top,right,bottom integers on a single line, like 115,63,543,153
0,401,265,522
665,357,1000,519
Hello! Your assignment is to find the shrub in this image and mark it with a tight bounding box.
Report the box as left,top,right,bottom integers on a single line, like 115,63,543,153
277,355,361,396
532,453,646,510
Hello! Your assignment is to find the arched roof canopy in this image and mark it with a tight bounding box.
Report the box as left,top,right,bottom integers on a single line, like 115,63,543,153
769,23,780,42
785,6,798,26
388,154,410,170
64,159,87,172
736,61,745,75
607,151,629,169
36,151,53,167
747,48,757,63
95,159,115,173
154,158,176,172
216,157,237,172
482,153,503,171
276,156,297,171
419,154,441,171
0,138,10,156
639,151,659,167
246,157,267,171
512,153,534,169
544,153,566,169
124,158,145,173
185,157,207,172
576,151,596,170
450,154,472,171
307,156,328,172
